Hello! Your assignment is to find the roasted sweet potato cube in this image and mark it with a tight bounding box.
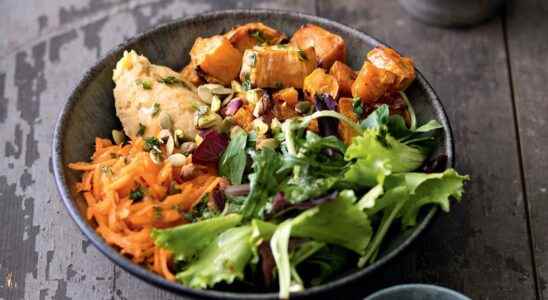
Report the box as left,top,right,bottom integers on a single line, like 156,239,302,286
367,47,415,91
225,22,287,52
337,97,359,144
273,87,299,106
272,102,299,121
180,63,203,86
303,68,339,102
232,104,254,131
290,24,346,69
329,61,356,97
190,35,242,85
351,61,396,103
240,45,317,89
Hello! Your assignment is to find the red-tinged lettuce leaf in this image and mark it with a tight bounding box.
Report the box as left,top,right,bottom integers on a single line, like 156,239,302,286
314,93,339,137
192,130,229,165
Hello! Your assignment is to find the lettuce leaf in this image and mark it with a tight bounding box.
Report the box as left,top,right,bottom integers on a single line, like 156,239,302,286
241,148,283,219
219,130,248,184
345,128,425,176
271,192,372,298
151,214,242,262
176,226,254,288
291,192,371,254
392,169,469,226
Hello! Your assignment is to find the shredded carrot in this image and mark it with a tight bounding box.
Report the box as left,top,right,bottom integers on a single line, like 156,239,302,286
69,137,222,277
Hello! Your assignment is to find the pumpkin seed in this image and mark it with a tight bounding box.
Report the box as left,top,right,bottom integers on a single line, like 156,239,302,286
174,129,186,146
210,86,233,95
167,153,187,167
252,118,269,137
210,95,221,112
221,92,235,106
256,138,279,150
112,129,126,145
231,80,243,93
180,164,199,180
149,149,163,164
197,113,222,129
253,92,271,117
160,113,173,130
166,135,175,155
197,85,214,103
219,117,234,134
180,142,197,155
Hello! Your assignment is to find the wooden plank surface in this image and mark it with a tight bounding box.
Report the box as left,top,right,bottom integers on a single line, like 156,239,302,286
317,1,538,299
505,0,548,298
0,0,540,299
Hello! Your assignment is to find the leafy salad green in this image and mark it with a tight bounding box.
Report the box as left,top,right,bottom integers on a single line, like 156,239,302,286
151,94,468,299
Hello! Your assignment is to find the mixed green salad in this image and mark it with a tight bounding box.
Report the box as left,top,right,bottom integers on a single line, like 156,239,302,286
151,93,468,298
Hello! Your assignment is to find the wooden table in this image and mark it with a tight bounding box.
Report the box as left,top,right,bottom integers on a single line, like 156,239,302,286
1,1,546,299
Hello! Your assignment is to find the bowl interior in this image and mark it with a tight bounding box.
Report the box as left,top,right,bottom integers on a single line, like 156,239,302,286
53,9,452,300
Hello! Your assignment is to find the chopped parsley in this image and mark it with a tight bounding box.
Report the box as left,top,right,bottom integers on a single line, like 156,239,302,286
153,206,163,220
352,97,363,117
129,186,144,201
152,103,160,117
158,76,182,85
136,79,152,90
143,137,161,152
242,73,252,91
297,49,308,61
249,29,267,44
137,123,146,136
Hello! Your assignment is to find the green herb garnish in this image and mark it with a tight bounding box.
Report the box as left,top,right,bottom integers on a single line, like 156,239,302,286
143,137,161,152
249,53,257,67
242,73,252,91
274,82,284,89
137,123,146,136
352,97,363,117
129,186,144,201
249,30,267,44
152,102,160,117
297,49,308,61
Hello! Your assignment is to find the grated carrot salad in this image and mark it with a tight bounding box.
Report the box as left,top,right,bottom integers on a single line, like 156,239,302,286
69,137,221,281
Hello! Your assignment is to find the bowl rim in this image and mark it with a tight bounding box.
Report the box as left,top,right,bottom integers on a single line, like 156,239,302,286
363,283,471,300
52,8,454,300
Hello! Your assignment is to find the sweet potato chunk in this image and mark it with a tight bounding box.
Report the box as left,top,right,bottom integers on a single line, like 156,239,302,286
190,35,242,85
273,102,299,121
303,68,339,102
290,24,346,69
351,61,396,103
225,22,287,52
180,63,203,86
337,98,359,145
367,47,415,91
232,104,254,131
240,45,317,89
273,87,299,106
329,61,356,97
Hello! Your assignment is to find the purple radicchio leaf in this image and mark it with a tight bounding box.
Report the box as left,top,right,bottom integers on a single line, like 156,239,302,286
268,191,338,219
212,188,225,211
259,241,276,287
192,130,229,165
314,93,339,137
222,98,243,116
420,154,448,173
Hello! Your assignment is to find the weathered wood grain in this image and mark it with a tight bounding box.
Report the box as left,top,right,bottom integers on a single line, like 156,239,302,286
318,0,537,299
0,0,540,299
505,0,548,298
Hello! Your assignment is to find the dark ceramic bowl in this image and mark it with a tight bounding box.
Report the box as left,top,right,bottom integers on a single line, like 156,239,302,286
52,9,453,300
364,284,470,300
